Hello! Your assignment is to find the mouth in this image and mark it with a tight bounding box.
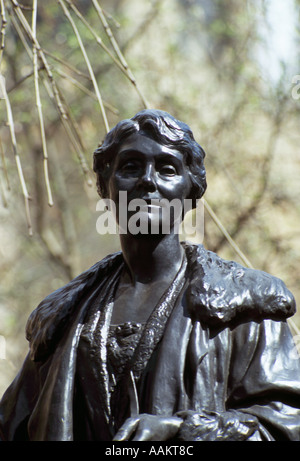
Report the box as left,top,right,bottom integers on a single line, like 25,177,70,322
124,195,167,214
140,197,164,207
140,199,163,212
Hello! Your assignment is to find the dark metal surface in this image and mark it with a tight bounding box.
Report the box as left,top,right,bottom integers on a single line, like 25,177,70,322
1,110,299,441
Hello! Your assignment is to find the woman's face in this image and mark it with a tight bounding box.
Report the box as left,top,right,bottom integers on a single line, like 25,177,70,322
107,132,192,235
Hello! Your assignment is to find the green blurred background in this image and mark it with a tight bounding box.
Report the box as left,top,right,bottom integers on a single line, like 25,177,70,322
0,0,300,397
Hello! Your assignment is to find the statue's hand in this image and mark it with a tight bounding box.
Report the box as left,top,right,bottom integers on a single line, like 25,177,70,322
113,413,183,441
176,410,259,441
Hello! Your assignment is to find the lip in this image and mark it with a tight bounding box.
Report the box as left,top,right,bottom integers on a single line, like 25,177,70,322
129,198,164,215
138,203,162,211
144,204,162,209
140,199,164,211
140,197,164,206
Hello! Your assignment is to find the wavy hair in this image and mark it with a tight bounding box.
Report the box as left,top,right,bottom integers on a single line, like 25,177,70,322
93,109,207,204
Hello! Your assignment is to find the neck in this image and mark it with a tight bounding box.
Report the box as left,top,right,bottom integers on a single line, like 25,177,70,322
119,231,183,285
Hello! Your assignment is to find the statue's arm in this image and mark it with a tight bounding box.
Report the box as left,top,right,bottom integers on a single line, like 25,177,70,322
177,319,300,441
0,354,41,441
113,414,184,441
229,319,300,441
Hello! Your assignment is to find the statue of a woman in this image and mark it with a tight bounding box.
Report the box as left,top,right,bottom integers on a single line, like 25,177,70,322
1,109,300,441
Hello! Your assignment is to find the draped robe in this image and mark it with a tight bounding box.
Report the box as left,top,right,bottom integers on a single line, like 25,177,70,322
1,243,300,441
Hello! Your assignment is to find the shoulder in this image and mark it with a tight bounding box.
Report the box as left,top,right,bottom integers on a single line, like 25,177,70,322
26,251,123,361
183,243,296,326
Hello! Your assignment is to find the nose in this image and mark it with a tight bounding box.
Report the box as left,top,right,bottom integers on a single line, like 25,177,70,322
137,164,156,191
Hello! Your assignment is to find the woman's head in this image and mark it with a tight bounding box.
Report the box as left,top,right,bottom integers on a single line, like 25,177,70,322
93,109,207,204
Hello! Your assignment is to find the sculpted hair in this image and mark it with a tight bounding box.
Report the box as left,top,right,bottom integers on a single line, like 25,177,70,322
93,109,207,203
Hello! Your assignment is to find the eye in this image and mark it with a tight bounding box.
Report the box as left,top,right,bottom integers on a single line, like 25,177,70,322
158,164,177,177
122,162,137,170
119,160,141,174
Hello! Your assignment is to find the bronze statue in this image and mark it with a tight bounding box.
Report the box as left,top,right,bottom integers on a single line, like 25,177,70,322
1,109,300,441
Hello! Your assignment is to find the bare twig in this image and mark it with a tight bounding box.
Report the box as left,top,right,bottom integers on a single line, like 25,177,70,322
0,0,7,71
203,199,254,268
55,67,119,114
0,138,8,207
101,7,121,29
0,136,10,191
0,172,8,207
14,2,32,11
8,6,32,56
211,100,286,255
32,144,80,280
91,0,149,109
58,0,110,133
32,0,53,207
43,48,91,81
0,74,33,235
9,0,92,186
121,0,161,55
64,0,148,109
64,1,128,74
7,66,36,93
93,0,128,70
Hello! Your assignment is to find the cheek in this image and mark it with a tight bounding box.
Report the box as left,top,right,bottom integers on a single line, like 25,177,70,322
108,174,137,201
107,175,120,203
165,176,192,201
182,172,193,197
107,175,114,198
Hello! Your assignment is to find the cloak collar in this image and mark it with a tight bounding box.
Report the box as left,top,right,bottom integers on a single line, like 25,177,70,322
183,243,295,325
26,244,295,362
